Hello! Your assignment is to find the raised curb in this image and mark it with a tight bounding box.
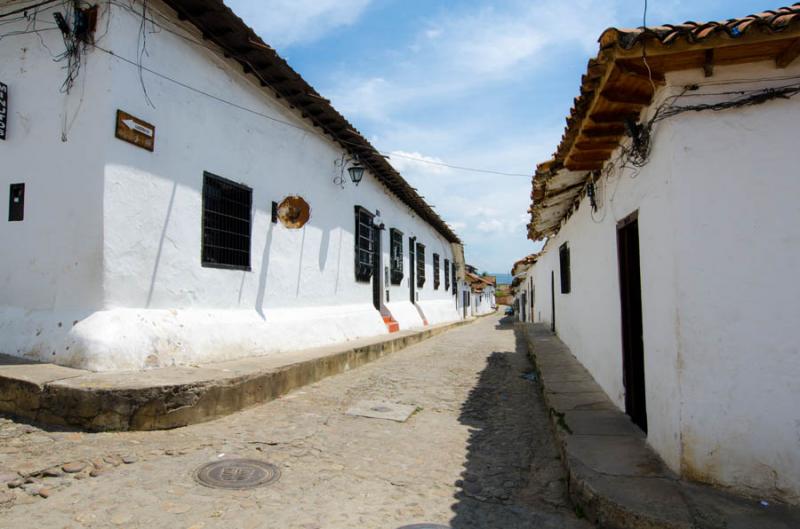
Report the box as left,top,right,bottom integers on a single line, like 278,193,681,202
518,322,800,529
0,318,474,432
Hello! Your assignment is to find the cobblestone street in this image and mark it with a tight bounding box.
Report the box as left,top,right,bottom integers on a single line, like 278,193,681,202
0,314,592,529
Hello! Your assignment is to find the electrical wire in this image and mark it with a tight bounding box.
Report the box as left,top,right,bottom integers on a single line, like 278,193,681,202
91,43,533,177
4,2,539,178
89,1,534,177
0,0,60,19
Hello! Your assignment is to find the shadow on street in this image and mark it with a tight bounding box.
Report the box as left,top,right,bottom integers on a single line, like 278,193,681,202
448,320,592,529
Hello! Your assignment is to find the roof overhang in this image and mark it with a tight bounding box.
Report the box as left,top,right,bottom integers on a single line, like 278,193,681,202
529,4,800,241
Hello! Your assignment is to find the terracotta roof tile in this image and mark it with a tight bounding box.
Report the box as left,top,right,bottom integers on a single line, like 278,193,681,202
600,4,800,50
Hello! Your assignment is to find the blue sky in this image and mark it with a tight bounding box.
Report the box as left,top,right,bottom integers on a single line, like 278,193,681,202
226,0,782,273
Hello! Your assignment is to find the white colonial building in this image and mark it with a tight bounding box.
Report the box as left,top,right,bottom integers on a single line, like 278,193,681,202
511,254,537,323
525,7,800,503
0,0,464,372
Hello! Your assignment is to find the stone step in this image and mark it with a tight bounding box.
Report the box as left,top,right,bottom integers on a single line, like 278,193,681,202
0,319,473,432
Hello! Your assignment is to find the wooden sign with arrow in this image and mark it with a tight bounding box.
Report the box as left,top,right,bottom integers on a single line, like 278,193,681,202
115,109,155,151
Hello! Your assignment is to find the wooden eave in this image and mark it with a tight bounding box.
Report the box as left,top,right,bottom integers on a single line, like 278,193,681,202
159,0,460,243
529,13,800,241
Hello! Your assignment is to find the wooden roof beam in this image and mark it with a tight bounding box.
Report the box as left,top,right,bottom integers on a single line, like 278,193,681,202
776,38,800,68
580,128,624,139
568,150,613,163
575,139,619,150
565,160,603,171
703,49,715,77
599,89,652,106
589,111,640,124
615,61,666,84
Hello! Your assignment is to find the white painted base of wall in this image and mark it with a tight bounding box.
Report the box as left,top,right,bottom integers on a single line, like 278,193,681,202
475,304,495,316
385,301,425,330
0,304,388,372
416,299,460,326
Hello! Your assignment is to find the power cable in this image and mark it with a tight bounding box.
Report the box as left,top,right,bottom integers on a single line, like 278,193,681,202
92,43,533,177
92,1,534,177
0,0,60,19
4,3,534,178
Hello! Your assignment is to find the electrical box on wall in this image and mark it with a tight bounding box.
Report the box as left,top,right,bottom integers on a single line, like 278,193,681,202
9,183,24,221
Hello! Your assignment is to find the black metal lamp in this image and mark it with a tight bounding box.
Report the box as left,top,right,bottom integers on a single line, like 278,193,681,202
347,155,365,185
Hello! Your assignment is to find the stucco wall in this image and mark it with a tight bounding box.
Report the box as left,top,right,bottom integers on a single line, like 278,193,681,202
0,12,111,363
529,60,800,502
0,2,461,371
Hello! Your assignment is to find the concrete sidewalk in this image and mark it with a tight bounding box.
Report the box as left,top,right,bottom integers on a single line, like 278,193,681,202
520,322,800,529
0,318,475,432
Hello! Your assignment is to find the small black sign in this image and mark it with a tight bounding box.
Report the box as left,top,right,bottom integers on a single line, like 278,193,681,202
0,82,7,141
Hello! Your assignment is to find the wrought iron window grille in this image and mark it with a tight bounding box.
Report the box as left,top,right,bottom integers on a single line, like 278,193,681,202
354,206,375,282
201,172,252,271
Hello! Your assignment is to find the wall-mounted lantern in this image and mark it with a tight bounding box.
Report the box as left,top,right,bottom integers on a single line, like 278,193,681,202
334,153,366,188
347,158,365,186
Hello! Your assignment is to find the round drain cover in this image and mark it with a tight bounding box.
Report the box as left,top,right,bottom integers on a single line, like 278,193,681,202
194,459,280,490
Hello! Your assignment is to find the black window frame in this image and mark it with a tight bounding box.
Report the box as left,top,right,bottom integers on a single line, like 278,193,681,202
433,253,440,290
389,228,404,285
444,258,450,291
201,172,252,271
559,242,571,294
354,205,375,282
416,242,426,288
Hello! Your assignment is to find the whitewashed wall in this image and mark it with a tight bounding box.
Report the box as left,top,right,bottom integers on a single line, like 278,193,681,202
0,9,112,364
0,1,460,372
529,60,800,502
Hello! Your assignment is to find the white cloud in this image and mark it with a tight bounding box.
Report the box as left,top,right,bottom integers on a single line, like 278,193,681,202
224,0,372,48
315,0,629,271
387,151,451,175
476,219,505,234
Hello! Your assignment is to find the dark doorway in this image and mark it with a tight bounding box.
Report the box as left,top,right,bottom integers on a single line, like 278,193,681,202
617,212,647,433
372,226,382,310
463,291,469,318
550,271,556,333
408,236,416,303
521,292,527,322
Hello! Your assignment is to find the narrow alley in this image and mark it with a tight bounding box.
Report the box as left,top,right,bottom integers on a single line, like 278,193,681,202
0,315,591,529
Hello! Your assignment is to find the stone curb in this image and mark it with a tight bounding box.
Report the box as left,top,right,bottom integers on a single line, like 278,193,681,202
0,318,474,432
518,322,800,529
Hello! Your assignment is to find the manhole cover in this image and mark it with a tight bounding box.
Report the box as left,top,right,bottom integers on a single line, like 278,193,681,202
194,459,280,490
396,525,451,529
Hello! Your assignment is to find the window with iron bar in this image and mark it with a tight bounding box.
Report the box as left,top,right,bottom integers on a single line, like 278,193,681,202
559,242,571,294
202,172,252,270
389,228,404,285
444,258,450,291
354,206,375,282
452,262,457,295
416,242,426,288
433,253,440,290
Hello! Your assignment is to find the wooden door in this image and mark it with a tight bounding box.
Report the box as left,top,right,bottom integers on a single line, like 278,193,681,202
617,213,647,433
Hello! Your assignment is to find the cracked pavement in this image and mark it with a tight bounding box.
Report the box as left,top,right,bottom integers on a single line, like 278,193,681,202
0,314,593,529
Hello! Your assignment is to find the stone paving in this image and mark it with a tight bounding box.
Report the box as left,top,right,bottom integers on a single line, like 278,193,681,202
0,314,593,529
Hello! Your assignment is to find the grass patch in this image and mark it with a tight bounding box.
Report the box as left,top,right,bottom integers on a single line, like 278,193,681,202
550,408,573,434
